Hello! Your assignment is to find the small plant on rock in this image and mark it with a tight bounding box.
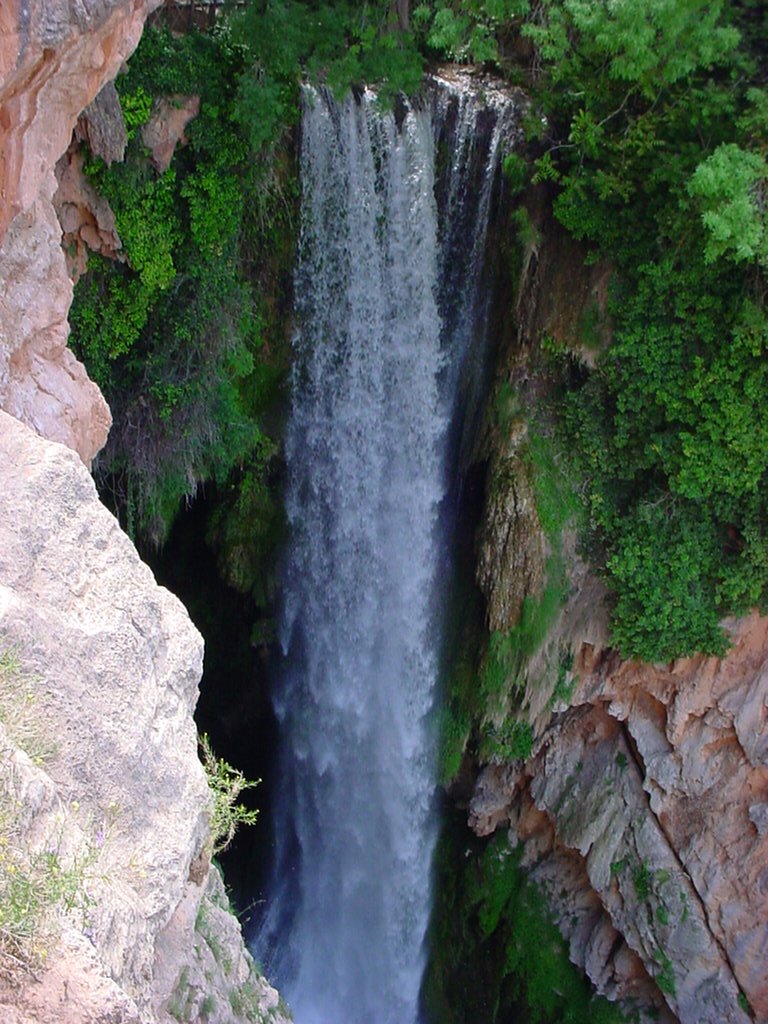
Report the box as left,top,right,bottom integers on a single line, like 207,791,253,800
199,734,260,855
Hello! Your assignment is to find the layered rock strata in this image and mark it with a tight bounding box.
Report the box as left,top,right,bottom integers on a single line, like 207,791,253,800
469,611,767,1023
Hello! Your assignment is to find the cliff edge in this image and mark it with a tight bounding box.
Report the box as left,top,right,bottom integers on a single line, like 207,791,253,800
0,3,288,1022
465,209,766,1023
0,0,154,462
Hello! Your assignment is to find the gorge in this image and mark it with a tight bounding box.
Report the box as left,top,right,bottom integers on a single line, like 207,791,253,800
1,3,767,1024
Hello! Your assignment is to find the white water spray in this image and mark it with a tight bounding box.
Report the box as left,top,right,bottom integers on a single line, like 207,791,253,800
258,78,520,1024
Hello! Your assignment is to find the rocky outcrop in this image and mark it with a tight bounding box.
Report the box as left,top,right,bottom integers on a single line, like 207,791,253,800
154,867,289,1024
54,142,123,281
0,411,288,1024
476,412,547,635
0,0,154,243
569,621,768,1020
0,0,162,463
473,519,766,1021
0,3,289,1020
469,606,767,1022
470,761,677,1024
142,94,200,173
465,194,766,1022
53,81,127,282
0,190,111,465
74,80,128,166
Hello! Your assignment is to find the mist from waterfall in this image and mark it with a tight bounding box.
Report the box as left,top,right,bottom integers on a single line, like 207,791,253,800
256,77,518,1024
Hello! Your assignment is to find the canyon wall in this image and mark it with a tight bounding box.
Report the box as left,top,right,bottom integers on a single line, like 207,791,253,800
467,209,766,1023
2,3,764,1019
0,0,152,463
0,3,287,1022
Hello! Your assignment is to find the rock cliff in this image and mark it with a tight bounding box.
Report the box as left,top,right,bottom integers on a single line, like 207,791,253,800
0,0,156,463
0,412,288,1024
467,207,766,1023
0,3,288,1022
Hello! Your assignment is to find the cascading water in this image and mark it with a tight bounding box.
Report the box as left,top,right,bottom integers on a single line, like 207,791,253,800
257,75,520,1024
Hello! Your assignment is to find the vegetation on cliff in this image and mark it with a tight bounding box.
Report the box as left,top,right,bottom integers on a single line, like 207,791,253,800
69,2,426,590
69,27,290,557
0,649,95,978
425,826,626,1024
417,0,768,662
72,0,768,656
65,4,768,1020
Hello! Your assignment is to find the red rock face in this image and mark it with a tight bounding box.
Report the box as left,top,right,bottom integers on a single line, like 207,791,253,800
0,0,161,464
470,609,768,1023
0,0,159,243
572,615,768,1020
54,143,123,281
141,93,201,173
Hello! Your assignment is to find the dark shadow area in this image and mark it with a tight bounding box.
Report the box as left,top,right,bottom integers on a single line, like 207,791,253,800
140,489,280,920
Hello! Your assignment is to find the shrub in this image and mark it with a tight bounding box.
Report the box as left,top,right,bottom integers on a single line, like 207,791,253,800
199,734,260,855
0,648,94,977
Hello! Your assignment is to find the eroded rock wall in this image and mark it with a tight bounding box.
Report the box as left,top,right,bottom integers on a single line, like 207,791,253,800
0,0,160,463
0,4,288,1021
0,412,289,1024
0,408,207,1017
468,202,767,1023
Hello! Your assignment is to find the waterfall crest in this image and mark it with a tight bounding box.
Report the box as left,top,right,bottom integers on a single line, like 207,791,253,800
257,77,520,1024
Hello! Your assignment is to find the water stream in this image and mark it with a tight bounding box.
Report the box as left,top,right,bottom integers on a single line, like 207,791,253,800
257,76,519,1024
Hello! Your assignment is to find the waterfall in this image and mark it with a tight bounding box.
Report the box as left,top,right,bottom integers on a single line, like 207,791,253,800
257,76,520,1024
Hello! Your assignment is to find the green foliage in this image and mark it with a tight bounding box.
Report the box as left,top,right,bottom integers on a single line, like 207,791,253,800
523,0,738,98
564,263,768,658
72,4,428,546
526,429,580,542
480,571,566,698
426,0,767,680
606,500,728,661
231,0,423,134
549,655,575,708
439,699,473,783
654,950,676,997
0,648,57,766
120,85,153,138
498,0,768,659
479,718,533,761
425,829,629,1024
70,27,292,544
227,960,279,1022
0,649,95,977
502,152,528,195
168,966,195,1021
199,734,260,856
0,827,94,977
688,144,768,266
414,0,529,62
632,860,652,901
205,449,283,604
